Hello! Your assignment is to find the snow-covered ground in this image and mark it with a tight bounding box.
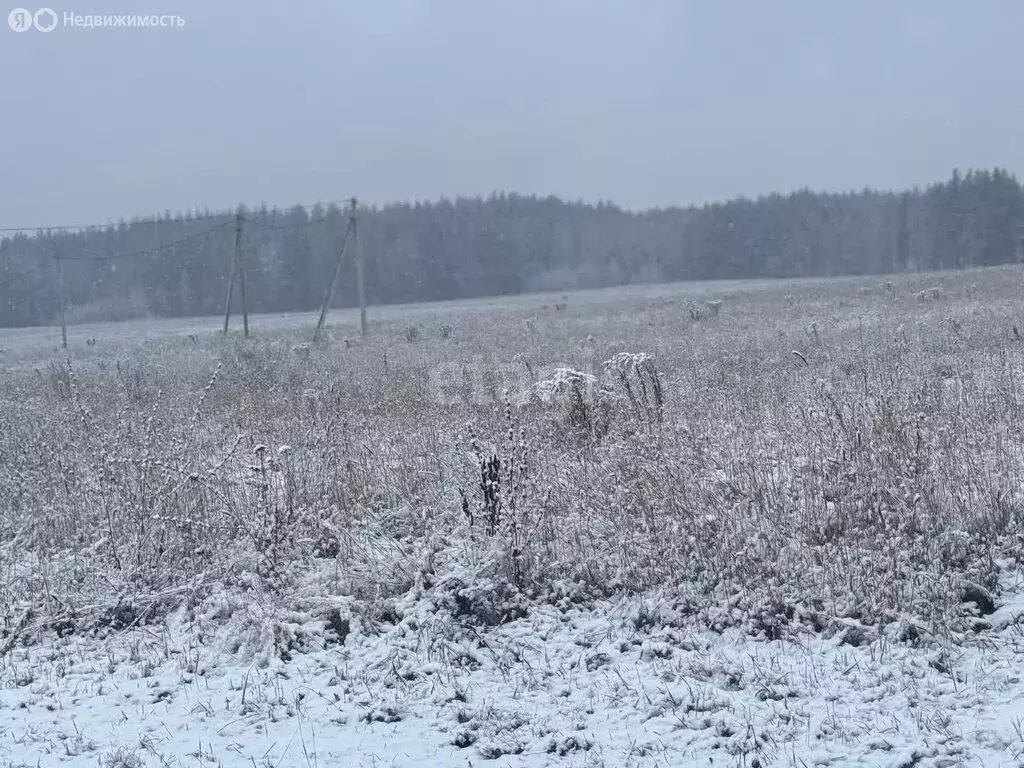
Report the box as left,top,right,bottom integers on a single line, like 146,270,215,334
5,268,1024,767
4,573,1024,768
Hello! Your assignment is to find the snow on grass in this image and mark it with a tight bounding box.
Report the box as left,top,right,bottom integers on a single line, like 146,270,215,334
6,269,1024,766
4,569,1024,767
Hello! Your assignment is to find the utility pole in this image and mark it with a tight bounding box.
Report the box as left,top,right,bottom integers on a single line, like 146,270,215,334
222,213,239,335
237,212,249,339
222,211,245,337
55,251,67,348
352,197,367,336
313,213,353,343
895,191,910,273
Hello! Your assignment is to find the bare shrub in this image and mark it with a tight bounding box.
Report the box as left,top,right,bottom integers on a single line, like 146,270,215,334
916,286,944,302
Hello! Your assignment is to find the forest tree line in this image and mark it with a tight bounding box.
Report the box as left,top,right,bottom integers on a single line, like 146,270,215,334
0,167,1021,328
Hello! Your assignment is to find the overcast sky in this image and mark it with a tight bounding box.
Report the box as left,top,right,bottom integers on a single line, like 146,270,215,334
1,0,1022,228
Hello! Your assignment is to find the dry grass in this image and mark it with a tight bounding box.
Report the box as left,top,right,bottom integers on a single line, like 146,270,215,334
2,266,1024,650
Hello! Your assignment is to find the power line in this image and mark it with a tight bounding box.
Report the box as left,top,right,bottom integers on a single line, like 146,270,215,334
0,196,374,339
0,211,228,235
0,199,360,237
243,198,362,231
248,198,358,215
247,212,337,232
54,220,233,262
1,197,364,270
0,210,349,271
0,223,106,234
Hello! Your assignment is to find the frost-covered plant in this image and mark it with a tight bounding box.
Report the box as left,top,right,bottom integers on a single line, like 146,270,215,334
531,367,612,441
603,352,664,428
460,397,542,590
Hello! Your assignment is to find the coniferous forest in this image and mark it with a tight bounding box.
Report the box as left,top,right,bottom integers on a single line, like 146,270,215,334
0,167,1021,328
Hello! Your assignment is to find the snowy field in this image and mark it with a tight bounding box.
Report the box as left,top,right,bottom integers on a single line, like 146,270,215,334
4,574,1024,768
0,275,796,359
4,267,1024,766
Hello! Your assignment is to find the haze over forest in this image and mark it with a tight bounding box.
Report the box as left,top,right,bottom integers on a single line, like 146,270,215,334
0,168,1022,328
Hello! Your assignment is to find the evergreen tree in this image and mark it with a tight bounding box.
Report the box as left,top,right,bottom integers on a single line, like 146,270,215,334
1,169,1022,329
